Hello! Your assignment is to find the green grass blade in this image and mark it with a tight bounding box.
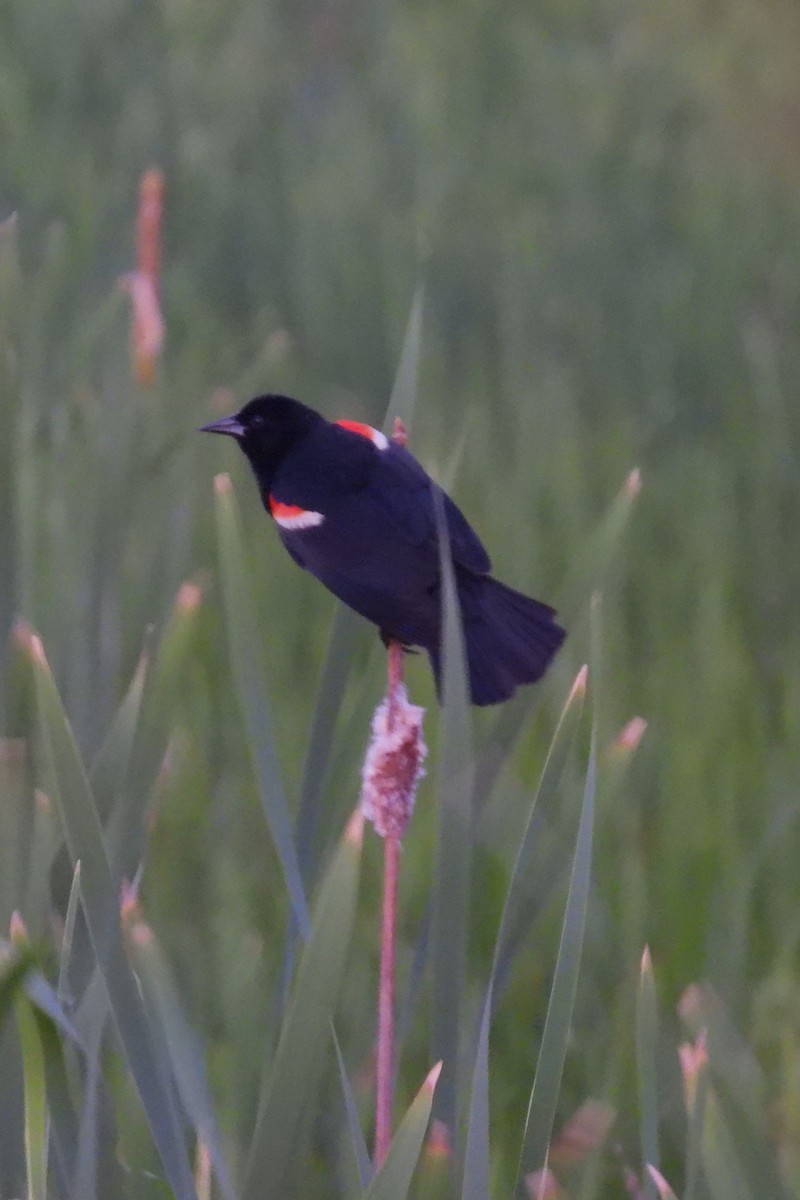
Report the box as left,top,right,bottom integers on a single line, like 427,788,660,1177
382,284,425,434
23,631,198,1200
431,486,473,1136
73,970,108,1055
213,473,311,938
471,691,544,826
90,647,151,885
462,667,586,1197
23,789,60,927
700,1084,755,1200
73,1007,120,1200
57,861,82,1003
15,994,48,1200
708,1076,787,1200
514,725,597,1194
122,906,237,1200
296,605,366,881
680,985,787,1197
365,1063,441,1200
474,467,640,810
683,1064,706,1200
90,649,148,811
24,972,82,1047
558,469,641,622
461,989,491,1200
242,811,364,1200
637,947,660,1198
0,739,29,930
491,667,587,980
0,215,20,673
396,899,430,1052
332,1024,373,1191
107,585,203,883
32,1003,80,1200
0,941,39,1032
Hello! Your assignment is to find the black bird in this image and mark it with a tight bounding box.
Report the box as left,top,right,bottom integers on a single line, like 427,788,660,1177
201,394,565,705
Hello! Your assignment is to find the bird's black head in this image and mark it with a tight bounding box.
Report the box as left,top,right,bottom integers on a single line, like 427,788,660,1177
201,393,323,488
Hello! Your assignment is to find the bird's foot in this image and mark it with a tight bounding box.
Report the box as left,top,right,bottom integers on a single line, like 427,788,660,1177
379,630,418,655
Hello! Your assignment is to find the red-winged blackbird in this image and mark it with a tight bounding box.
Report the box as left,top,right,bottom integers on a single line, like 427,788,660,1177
201,394,565,705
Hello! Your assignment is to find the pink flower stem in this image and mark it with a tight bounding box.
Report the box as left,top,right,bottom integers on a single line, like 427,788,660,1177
374,635,404,1166
375,829,400,1165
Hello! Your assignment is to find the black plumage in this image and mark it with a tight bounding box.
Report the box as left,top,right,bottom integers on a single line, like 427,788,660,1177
202,394,565,705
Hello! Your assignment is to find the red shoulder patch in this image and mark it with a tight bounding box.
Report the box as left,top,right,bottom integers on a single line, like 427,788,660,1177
268,496,325,530
335,419,389,450
269,498,304,519
335,418,374,440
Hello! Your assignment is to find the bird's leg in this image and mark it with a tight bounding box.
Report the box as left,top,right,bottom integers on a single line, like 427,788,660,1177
379,629,418,655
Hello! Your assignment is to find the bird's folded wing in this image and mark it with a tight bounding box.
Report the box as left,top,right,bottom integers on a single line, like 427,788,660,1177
367,445,492,576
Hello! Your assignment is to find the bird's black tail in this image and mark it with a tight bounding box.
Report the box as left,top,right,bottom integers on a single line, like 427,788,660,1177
429,575,566,706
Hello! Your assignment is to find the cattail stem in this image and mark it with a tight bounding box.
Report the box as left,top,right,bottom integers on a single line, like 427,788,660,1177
374,636,404,1165
387,633,404,711
375,829,400,1165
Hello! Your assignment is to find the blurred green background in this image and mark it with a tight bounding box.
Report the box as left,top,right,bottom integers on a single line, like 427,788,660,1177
2,0,800,1195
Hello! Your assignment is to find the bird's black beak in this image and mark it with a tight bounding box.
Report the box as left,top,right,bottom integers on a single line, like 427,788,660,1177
199,414,246,439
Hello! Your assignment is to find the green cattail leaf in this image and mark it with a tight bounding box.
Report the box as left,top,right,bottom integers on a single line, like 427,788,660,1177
296,605,366,882
463,666,586,1198
365,1063,441,1200
704,1075,788,1200
0,212,20,309
475,467,639,809
383,284,425,437
31,1003,81,1200
0,739,29,930
461,988,491,1200
123,911,237,1200
106,585,204,885
57,861,81,1002
213,474,311,938
15,994,48,1200
73,990,121,1200
91,648,150,880
24,970,81,1047
0,941,38,1033
558,469,641,623
242,811,364,1200
431,486,473,1136
637,947,660,1197
0,215,20,663
492,666,587,980
24,632,198,1200
90,649,148,809
333,1024,373,1191
700,1084,755,1200
681,985,787,1197
514,724,597,1194
684,1062,707,1200
24,789,60,927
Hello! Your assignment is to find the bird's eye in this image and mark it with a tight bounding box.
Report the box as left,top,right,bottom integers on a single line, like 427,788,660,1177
250,414,266,428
